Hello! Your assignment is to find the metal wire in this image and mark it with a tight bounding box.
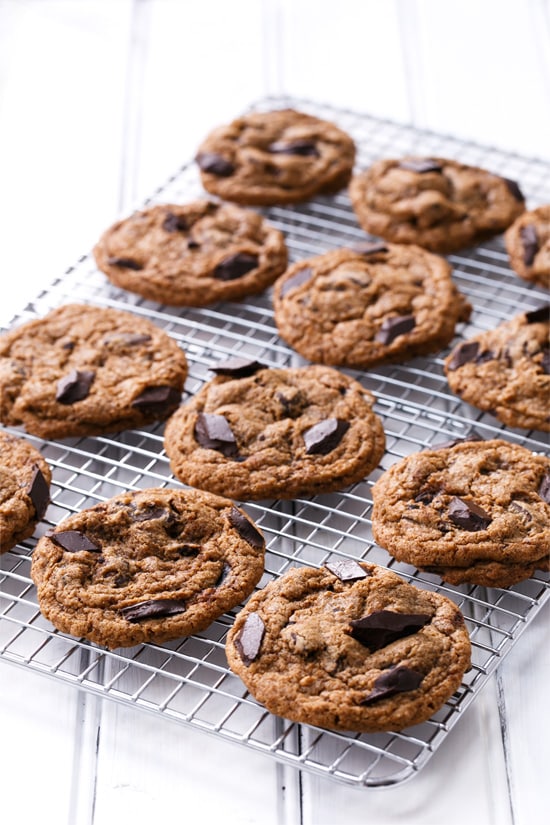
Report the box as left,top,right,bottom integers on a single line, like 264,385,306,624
1,97,548,788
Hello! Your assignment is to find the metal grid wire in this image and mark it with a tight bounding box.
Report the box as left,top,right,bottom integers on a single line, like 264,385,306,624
1,97,548,788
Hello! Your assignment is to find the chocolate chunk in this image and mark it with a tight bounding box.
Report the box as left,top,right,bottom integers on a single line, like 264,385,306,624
276,389,307,418
61,340,75,351
196,152,235,177
268,139,320,157
303,418,350,455
51,530,101,553
375,314,416,345
325,559,369,582
214,562,231,587
213,253,259,281
541,348,550,375
475,349,495,364
195,412,238,457
210,357,265,377
525,305,549,325
352,241,389,256
433,431,483,450
162,212,188,232
176,544,201,557
56,369,95,404
349,610,431,652
235,612,265,665
538,474,550,504
103,333,152,347
509,501,532,522
131,386,181,414
121,598,187,622
502,177,525,203
414,485,440,504
520,224,539,267
447,341,480,370
228,507,264,548
107,256,143,270
398,159,442,173
133,506,166,522
280,267,313,298
360,666,424,705
448,496,491,531
27,466,49,520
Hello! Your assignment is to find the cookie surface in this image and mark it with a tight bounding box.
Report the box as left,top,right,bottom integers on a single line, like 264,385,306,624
349,157,525,253
164,363,385,500
371,438,550,587
225,562,471,732
195,108,356,205
273,244,471,368
31,487,265,649
505,205,550,288
0,303,188,439
444,306,549,432
93,200,288,306
0,430,51,553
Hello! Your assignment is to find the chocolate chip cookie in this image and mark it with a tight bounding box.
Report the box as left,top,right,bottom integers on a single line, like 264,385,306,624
93,200,288,306
273,244,471,368
0,430,51,553
225,562,471,732
164,362,385,500
195,108,356,205
0,303,188,439
444,306,550,432
371,438,550,587
505,205,550,289
349,157,525,253
31,487,265,649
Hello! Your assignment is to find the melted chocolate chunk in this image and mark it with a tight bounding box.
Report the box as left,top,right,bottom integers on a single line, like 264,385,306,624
502,177,525,203
447,341,480,370
349,610,431,652
213,253,259,281
56,369,96,404
361,666,424,705
520,224,539,267
432,432,483,450
133,506,166,522
121,598,187,622
414,485,440,504
103,333,152,347
399,159,442,173
27,466,49,520
51,530,101,553
235,612,265,665
268,139,319,157
210,357,265,377
375,314,416,345
352,241,389,256
194,412,238,457
303,418,350,455
107,256,143,270
448,496,491,531
525,305,549,325
196,152,235,177
538,474,550,504
325,559,369,582
280,267,313,298
162,212,188,232
131,386,181,414
475,349,495,364
541,348,550,375
228,507,264,548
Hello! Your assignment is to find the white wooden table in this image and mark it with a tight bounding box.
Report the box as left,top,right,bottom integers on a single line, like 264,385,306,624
0,3,548,823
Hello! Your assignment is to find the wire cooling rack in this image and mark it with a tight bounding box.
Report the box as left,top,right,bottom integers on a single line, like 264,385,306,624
1,97,548,788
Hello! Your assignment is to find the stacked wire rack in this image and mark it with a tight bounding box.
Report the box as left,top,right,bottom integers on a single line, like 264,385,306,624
0,98,548,788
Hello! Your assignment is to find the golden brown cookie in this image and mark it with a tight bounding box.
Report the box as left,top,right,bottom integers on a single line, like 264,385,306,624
371,438,550,587
273,243,471,368
505,205,550,289
93,200,288,306
164,362,385,500
349,157,525,253
196,108,356,205
225,562,471,732
31,487,265,649
0,303,188,439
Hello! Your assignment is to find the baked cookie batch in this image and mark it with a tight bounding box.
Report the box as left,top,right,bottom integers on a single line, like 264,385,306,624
1,107,548,734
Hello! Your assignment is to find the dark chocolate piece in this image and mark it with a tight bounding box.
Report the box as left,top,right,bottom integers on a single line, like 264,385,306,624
51,530,101,553
502,177,525,203
352,241,389,256
520,224,539,267
214,562,231,587
448,496,491,531
303,418,350,455
509,501,533,522
107,256,143,270
525,305,549,325
162,212,188,232
349,610,431,652
325,559,369,582
447,341,480,370
194,412,238,457
414,485,440,504
27,466,50,520
131,386,181,414
196,152,235,177
541,348,550,375
121,598,187,622
360,666,424,705
538,473,550,504
228,507,264,549
213,253,259,281
210,357,265,377
432,432,483,450
398,159,442,173
375,314,416,345
280,267,313,298
132,506,166,522
235,612,265,665
268,139,320,157
475,349,495,364
56,369,95,404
